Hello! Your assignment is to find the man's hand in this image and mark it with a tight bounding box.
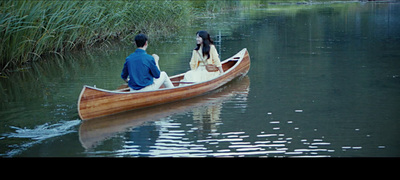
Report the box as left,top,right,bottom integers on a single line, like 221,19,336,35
152,54,159,62
152,54,160,70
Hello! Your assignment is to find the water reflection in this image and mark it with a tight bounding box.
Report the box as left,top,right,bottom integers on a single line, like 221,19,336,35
191,103,222,138
81,74,337,157
2,2,400,157
201,122,336,157
79,76,250,151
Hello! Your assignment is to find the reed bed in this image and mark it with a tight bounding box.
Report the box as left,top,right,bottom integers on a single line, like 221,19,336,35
1,0,341,73
0,0,192,72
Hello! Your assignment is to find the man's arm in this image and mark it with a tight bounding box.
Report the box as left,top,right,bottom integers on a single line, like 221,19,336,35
149,55,161,79
121,61,129,82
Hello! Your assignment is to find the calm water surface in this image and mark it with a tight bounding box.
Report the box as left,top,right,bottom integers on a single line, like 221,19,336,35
1,2,400,157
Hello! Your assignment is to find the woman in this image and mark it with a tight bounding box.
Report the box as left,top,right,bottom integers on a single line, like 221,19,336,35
180,31,224,85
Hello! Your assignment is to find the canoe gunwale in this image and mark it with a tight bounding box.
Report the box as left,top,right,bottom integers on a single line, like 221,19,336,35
78,48,250,120
84,61,238,94
83,52,246,94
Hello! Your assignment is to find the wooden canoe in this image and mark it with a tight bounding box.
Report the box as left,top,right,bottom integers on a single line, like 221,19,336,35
79,76,250,149
78,48,250,120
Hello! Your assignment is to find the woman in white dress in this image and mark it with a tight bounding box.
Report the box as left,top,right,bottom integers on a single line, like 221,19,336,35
181,31,224,85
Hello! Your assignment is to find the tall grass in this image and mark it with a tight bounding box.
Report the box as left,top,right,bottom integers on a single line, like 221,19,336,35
0,0,192,72
1,0,350,73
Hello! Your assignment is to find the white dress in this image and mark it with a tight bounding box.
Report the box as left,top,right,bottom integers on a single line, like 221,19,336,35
180,45,222,85
181,64,220,84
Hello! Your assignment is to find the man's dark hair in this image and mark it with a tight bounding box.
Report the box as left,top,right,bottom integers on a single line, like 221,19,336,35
135,34,148,48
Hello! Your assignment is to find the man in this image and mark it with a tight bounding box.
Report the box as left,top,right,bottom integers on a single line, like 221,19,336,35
121,34,174,91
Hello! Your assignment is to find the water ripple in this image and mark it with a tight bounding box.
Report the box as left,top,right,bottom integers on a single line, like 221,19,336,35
1,120,81,157
104,94,338,157
4,120,80,140
111,121,338,157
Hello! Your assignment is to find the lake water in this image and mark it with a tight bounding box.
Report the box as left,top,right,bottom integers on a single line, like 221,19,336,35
1,2,400,157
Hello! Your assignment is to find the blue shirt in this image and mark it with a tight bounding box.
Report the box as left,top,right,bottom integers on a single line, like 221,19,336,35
121,49,160,90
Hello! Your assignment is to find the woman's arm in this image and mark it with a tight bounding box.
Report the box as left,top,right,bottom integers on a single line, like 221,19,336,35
190,50,198,70
210,45,223,73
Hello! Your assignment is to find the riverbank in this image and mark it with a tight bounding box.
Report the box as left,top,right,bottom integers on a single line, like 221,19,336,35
0,0,378,75
0,0,192,74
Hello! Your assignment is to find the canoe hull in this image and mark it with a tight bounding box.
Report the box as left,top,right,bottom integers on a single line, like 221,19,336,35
78,48,250,120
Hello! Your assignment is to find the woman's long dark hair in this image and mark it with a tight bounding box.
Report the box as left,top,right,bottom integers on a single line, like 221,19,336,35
194,30,214,59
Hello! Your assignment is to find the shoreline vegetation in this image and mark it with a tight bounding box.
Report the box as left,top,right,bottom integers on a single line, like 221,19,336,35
0,0,382,75
0,0,192,74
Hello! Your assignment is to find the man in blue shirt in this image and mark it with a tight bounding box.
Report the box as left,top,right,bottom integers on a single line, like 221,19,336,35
121,34,174,91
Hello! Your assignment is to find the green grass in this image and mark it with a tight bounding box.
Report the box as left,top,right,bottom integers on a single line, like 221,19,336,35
0,0,357,73
0,0,192,72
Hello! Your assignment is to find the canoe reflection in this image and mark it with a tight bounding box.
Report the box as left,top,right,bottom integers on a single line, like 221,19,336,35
79,76,250,149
